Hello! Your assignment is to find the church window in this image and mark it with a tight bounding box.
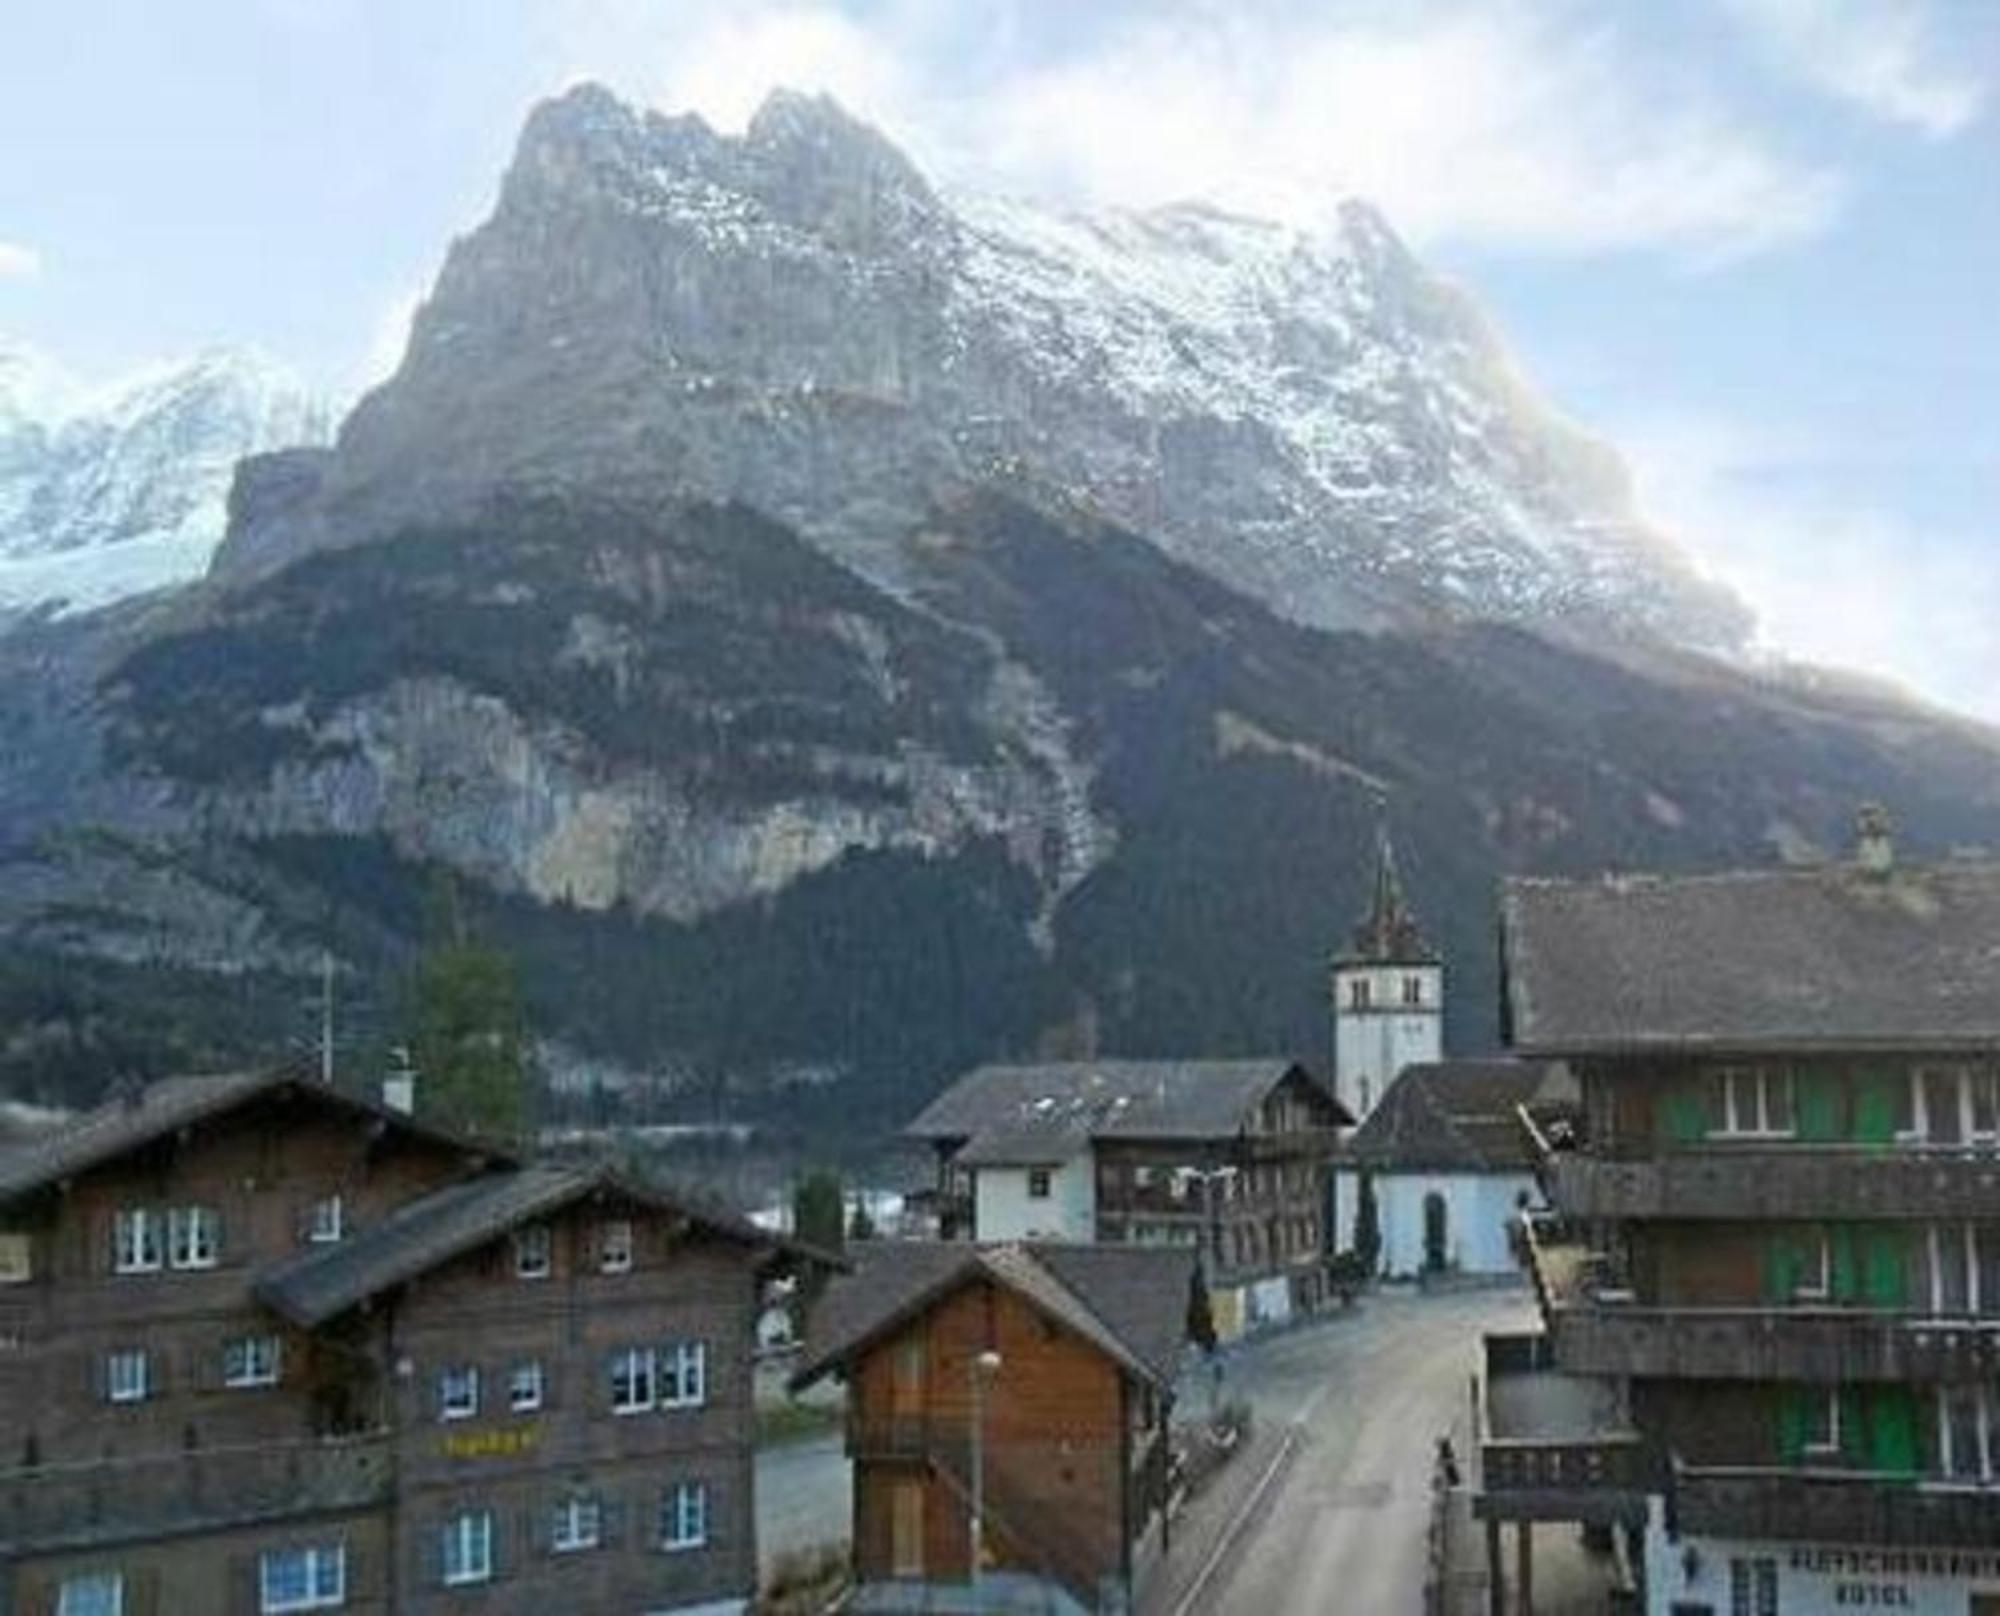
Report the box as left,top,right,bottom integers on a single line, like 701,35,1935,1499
1402,975,1424,1006
1348,979,1372,1011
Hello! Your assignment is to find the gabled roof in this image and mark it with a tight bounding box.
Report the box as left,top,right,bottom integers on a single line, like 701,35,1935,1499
792,1241,1193,1394
907,1059,1350,1162
1503,859,2000,1056
0,1067,512,1208
1345,1060,1561,1173
256,1162,825,1328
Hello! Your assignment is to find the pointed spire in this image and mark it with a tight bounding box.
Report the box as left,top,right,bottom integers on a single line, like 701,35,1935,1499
1340,807,1439,966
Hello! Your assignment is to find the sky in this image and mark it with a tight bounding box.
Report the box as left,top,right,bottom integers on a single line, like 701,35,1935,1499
1,0,1995,718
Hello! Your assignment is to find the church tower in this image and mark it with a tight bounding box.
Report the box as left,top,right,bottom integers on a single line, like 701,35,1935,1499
1331,818,1444,1127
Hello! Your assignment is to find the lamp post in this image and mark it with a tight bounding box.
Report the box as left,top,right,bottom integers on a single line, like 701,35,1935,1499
969,1347,1002,1610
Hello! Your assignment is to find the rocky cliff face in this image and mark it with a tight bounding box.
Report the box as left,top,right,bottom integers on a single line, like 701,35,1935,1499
216,85,1744,647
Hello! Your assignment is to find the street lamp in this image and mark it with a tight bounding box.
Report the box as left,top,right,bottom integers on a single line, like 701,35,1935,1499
969,1347,1002,1610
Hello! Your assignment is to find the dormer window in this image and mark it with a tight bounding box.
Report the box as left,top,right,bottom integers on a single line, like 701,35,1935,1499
514,1224,552,1280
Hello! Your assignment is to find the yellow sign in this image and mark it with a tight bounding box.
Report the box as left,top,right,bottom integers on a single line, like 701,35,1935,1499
441,1425,539,1460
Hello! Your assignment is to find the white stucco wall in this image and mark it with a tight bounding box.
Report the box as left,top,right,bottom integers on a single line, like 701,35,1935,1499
1331,963,1443,1126
1337,1170,1535,1277
973,1151,1096,1242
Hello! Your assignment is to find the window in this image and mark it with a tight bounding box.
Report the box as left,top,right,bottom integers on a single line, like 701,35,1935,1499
1728,1556,1778,1616
1910,1066,2000,1145
1940,1385,1993,1480
57,1572,123,1616
661,1481,708,1550
258,1544,345,1612
611,1346,656,1414
599,1219,633,1273
508,1359,544,1412
225,1335,282,1388
439,1364,479,1421
441,1511,493,1586
1402,974,1424,1006
1026,1167,1052,1200
168,1206,219,1270
661,1341,706,1408
1927,1224,1977,1315
111,1209,160,1274
1706,1068,1795,1138
514,1224,552,1280
553,1494,601,1553
306,1195,343,1245
1348,978,1371,1011
105,1349,149,1404
1801,1388,1840,1455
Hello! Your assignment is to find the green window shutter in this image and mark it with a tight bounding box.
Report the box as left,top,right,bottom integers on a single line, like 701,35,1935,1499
1862,1230,1908,1307
1868,1387,1918,1475
1798,1071,1843,1141
1853,1072,1897,1143
1774,1386,1808,1465
1661,1088,1706,1145
1839,1387,1869,1468
1828,1226,1858,1303
1764,1234,1801,1304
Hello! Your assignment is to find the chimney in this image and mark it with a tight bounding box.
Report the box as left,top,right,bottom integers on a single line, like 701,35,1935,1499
381,1049,416,1117
1855,804,1895,875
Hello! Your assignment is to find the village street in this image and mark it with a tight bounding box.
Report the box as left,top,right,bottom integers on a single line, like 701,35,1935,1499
757,1284,1611,1613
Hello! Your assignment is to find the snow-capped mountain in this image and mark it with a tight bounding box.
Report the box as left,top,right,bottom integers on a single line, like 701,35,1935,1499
0,344,327,617
217,84,1746,648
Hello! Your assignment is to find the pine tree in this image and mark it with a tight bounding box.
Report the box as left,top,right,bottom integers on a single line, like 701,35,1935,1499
408,878,530,1146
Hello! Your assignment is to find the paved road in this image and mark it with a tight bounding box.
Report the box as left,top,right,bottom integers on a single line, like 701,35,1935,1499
1156,1286,1538,1616
756,1429,850,1576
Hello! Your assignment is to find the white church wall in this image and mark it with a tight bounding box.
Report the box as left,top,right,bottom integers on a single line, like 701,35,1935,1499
1375,1171,1537,1277
974,1151,1096,1242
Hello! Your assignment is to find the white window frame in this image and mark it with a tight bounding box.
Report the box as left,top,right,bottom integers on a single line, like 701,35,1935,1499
226,1334,283,1389
660,1341,706,1409
1801,1386,1841,1456
442,1510,494,1586
306,1195,344,1245
438,1364,480,1422
258,1543,346,1613
56,1570,124,1616
508,1359,544,1413
168,1205,219,1271
1709,1067,1796,1140
112,1208,161,1274
1910,1065,2000,1146
662,1480,708,1551
611,1346,657,1414
1938,1383,1996,1482
105,1349,149,1404
514,1224,552,1280
598,1219,633,1274
553,1493,601,1553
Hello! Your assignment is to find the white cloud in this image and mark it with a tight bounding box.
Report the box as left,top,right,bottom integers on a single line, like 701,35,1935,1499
1722,0,1984,137
0,242,42,279
1618,411,2000,723
656,7,907,136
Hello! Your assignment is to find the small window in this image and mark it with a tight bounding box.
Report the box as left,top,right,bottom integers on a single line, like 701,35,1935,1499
661,1341,706,1409
599,1219,634,1274
112,1209,161,1274
1940,1384,1991,1480
661,1480,708,1550
258,1544,345,1612
306,1195,344,1245
439,1365,480,1421
1348,978,1371,1011
1801,1388,1839,1455
514,1224,552,1280
57,1571,123,1616
225,1335,282,1388
168,1206,219,1270
611,1346,656,1414
1728,1556,1778,1616
553,1494,601,1553
1402,974,1423,1007
441,1511,493,1586
1707,1068,1795,1139
1026,1167,1052,1199
508,1360,544,1412
105,1349,149,1404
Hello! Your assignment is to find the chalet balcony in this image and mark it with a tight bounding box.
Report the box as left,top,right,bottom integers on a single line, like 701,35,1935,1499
0,1433,392,1553
1674,1465,2000,1549
1476,1332,1649,1527
1545,1145,2000,1221
1550,1304,2000,1383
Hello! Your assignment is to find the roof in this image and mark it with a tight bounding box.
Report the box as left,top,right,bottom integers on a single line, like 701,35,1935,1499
791,1240,1193,1394
907,1059,1350,1160
0,1068,512,1208
1503,859,2000,1056
1346,1060,1562,1173
256,1162,819,1328
1338,820,1440,967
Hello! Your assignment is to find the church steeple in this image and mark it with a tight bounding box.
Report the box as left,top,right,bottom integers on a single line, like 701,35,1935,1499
1341,816,1439,967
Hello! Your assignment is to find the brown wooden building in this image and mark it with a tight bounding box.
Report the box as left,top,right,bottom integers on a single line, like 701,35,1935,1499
792,1241,1191,1613
905,1059,1350,1339
0,1067,815,1615
1478,819,2000,1613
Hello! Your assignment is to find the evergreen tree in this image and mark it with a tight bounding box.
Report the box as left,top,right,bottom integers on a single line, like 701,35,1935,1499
847,1197,877,1242
793,1170,847,1255
408,877,530,1146
1353,1170,1382,1279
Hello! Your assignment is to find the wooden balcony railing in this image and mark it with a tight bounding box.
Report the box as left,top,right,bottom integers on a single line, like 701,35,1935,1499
1550,1305,2000,1383
0,1433,393,1552
1548,1146,2000,1221
1674,1464,2000,1549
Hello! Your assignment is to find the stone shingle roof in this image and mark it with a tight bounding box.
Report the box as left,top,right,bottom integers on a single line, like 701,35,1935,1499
907,1059,1349,1164
791,1240,1193,1394
1345,1060,1559,1173
256,1162,812,1328
0,1068,511,1208
1504,861,2000,1056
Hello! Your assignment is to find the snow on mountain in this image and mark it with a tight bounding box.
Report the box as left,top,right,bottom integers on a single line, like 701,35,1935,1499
0,343,329,617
